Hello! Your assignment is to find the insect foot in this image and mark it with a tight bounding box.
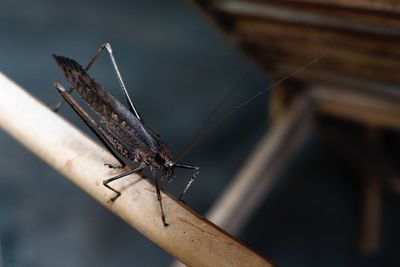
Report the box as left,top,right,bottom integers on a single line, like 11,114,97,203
108,193,121,203
162,215,169,227
102,177,122,203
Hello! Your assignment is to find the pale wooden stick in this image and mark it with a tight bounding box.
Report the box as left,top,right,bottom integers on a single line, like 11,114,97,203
205,92,314,234
0,73,273,267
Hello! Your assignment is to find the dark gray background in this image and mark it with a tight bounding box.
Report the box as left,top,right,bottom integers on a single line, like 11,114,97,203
1,1,399,267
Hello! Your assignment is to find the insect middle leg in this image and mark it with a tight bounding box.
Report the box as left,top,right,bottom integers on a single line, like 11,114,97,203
103,164,145,202
153,176,169,227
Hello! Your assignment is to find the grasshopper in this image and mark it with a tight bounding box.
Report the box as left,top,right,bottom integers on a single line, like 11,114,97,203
53,43,199,227
53,43,327,227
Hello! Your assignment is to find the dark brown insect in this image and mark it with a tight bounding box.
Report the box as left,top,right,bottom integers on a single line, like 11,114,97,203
53,43,327,227
53,43,199,227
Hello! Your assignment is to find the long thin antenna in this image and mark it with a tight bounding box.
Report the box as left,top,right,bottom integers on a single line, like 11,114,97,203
176,72,251,162
176,51,331,162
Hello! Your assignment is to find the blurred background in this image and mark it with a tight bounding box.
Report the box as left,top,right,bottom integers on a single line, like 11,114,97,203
0,0,399,266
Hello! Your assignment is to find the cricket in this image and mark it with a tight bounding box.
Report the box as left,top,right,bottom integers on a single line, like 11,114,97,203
53,43,199,227
52,43,327,227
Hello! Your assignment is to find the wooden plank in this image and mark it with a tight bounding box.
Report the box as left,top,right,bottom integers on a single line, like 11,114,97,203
271,0,400,13
229,0,400,14
312,86,400,129
193,0,400,88
234,19,400,58
243,0,400,26
236,36,400,86
255,63,400,98
216,0,400,35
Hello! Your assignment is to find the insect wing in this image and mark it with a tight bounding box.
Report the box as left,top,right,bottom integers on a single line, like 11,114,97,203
53,55,160,155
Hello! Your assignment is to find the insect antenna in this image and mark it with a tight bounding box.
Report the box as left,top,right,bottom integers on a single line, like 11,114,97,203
176,72,251,163
176,51,331,162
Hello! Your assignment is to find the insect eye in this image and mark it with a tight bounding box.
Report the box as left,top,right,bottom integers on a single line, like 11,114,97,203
165,161,174,168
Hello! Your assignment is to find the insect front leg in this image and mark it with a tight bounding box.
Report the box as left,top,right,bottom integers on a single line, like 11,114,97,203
175,164,200,201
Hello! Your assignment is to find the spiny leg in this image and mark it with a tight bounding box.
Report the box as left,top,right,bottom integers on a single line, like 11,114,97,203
86,43,142,121
103,165,144,202
153,176,168,227
178,171,199,201
54,81,126,168
54,43,142,119
175,164,200,201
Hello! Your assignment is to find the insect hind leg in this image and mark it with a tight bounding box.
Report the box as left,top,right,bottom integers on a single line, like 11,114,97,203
86,43,141,121
54,81,126,169
51,87,74,112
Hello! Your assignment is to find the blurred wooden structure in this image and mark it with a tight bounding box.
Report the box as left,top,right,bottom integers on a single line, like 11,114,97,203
187,0,400,261
194,0,400,91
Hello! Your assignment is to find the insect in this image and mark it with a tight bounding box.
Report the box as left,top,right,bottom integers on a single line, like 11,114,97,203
53,43,199,227
53,43,328,227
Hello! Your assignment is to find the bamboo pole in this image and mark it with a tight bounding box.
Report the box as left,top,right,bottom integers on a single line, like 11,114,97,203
0,73,273,267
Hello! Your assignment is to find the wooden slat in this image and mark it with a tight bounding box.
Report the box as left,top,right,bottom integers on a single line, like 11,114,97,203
235,0,400,14
312,86,400,129
194,0,400,90
245,0,400,25
217,1,400,35
244,39,400,85
234,19,400,58
274,0,400,13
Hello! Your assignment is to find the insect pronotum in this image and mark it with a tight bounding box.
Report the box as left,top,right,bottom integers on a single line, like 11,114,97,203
53,43,199,227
